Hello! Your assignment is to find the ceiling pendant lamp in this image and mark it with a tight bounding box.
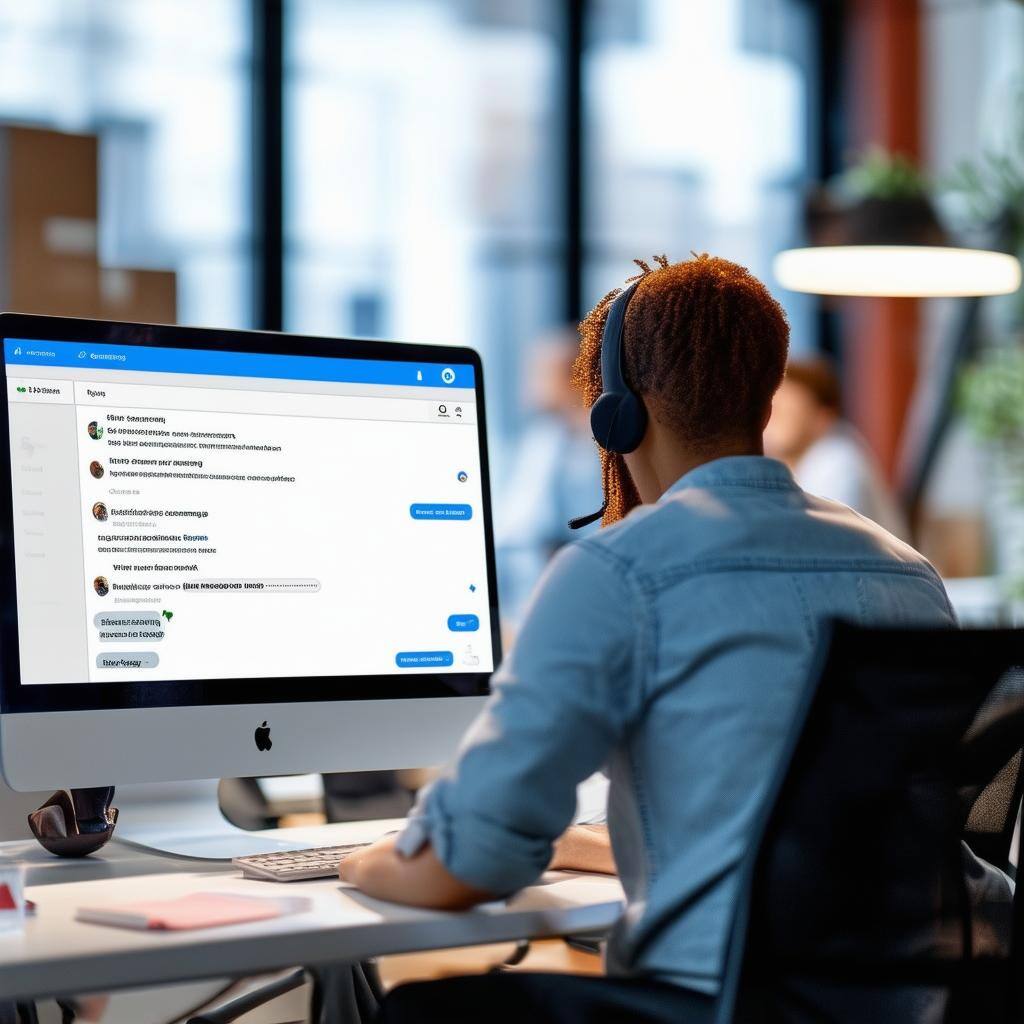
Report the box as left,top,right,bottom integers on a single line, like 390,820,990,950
773,172,1022,299
774,245,1022,298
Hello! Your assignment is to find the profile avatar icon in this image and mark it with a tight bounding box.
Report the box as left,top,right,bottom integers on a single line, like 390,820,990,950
87,421,103,440
91,501,108,522
457,470,468,483
93,576,109,597
89,460,104,479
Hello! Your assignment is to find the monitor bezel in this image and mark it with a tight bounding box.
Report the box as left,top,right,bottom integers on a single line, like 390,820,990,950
0,312,499,713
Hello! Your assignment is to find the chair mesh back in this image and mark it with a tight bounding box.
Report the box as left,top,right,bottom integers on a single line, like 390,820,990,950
731,624,1024,1023
964,669,1024,868
966,750,1020,836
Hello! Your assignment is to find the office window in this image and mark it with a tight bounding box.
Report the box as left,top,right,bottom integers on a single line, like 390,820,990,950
0,0,252,328
584,0,816,349
285,0,565,452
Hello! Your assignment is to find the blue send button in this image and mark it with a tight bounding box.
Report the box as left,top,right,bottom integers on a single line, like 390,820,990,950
395,650,454,668
447,614,479,632
409,503,473,521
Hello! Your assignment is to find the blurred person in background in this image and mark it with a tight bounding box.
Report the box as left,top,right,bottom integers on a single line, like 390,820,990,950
764,358,908,539
495,328,602,627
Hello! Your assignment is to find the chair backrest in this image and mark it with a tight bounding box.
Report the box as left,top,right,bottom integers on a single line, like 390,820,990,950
963,668,1024,871
716,622,1024,1024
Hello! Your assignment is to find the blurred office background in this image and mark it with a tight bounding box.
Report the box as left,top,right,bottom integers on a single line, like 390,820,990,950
0,0,1023,628
3,10,1023,1014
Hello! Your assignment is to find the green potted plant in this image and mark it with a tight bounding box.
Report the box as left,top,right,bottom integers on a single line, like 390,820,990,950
804,146,944,248
960,349,1024,600
946,77,1024,326
958,346,1024,598
952,77,1024,602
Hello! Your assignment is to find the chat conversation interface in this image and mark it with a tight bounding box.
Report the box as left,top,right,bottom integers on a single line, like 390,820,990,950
6,338,494,685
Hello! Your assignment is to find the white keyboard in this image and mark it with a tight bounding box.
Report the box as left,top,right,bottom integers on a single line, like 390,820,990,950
233,843,369,881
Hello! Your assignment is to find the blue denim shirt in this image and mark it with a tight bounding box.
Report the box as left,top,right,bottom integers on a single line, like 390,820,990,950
400,456,957,993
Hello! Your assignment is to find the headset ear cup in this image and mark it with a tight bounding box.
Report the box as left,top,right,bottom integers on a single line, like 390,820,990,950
613,391,648,454
590,391,648,454
590,392,622,451
592,278,646,455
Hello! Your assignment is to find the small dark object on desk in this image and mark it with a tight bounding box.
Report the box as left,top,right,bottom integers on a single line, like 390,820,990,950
28,787,118,857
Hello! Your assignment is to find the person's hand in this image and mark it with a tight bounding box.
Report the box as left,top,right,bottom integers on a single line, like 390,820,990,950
549,825,616,875
338,834,395,883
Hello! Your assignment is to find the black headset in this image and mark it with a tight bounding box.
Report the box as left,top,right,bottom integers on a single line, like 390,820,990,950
568,281,648,530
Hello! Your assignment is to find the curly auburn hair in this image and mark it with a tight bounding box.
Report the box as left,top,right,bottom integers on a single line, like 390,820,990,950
572,253,789,526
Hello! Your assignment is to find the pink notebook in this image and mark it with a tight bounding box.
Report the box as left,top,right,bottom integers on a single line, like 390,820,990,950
76,892,311,931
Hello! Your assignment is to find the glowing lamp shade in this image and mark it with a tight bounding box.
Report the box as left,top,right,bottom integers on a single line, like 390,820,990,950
773,245,1022,298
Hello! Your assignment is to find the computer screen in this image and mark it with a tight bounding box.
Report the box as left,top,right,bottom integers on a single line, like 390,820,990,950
0,319,498,713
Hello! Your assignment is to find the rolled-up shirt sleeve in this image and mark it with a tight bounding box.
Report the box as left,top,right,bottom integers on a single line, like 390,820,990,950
399,540,642,895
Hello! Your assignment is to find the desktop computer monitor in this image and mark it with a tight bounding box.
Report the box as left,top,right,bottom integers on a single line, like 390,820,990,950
0,315,500,803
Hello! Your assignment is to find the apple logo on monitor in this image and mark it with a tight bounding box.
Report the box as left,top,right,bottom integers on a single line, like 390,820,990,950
254,721,272,751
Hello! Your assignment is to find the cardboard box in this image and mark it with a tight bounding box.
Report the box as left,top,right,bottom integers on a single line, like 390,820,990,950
0,125,176,323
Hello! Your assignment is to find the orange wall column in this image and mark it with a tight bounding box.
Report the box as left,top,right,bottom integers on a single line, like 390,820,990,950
844,0,922,480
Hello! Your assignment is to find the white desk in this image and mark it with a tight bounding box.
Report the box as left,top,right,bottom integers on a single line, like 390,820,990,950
1,820,624,1004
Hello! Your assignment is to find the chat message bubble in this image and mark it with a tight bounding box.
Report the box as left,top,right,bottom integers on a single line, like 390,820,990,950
96,615,165,642
94,612,164,630
409,503,472,521
395,651,454,668
179,578,321,593
96,652,159,670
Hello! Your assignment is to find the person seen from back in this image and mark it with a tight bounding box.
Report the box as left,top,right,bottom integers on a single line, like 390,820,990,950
341,254,956,1023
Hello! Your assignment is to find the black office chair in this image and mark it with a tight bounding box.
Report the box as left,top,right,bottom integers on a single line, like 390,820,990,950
715,622,1024,1024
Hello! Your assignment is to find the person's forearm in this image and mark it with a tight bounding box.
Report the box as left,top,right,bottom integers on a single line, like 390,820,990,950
341,835,494,910
549,824,616,874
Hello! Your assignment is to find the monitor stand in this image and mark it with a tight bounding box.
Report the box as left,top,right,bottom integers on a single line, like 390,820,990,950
112,780,311,860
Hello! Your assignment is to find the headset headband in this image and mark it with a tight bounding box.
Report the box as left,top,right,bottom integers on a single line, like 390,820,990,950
600,281,639,397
